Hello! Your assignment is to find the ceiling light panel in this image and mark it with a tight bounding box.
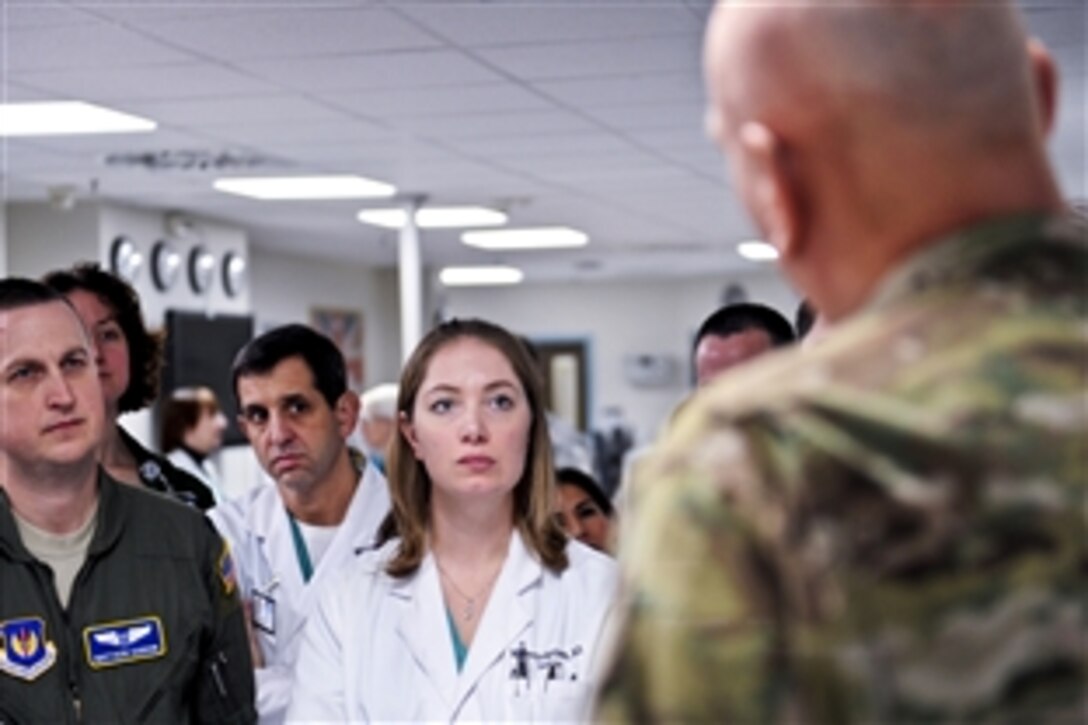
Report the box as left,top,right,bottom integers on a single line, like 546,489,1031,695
0,101,156,137
357,206,507,229
461,226,588,251
213,175,395,200
439,266,524,287
737,240,779,261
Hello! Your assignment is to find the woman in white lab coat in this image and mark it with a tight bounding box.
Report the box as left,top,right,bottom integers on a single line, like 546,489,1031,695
161,386,228,503
288,318,618,723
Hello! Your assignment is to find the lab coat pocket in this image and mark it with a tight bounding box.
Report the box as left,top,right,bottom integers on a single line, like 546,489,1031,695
529,679,592,723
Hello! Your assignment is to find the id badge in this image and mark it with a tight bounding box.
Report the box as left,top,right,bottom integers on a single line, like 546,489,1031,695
251,587,276,636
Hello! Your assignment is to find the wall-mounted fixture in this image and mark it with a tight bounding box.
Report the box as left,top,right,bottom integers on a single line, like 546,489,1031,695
221,251,247,298
150,239,182,291
109,235,143,283
622,353,678,389
188,246,216,294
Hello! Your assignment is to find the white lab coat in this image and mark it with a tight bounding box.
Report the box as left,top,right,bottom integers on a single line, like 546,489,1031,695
287,532,619,724
208,463,390,724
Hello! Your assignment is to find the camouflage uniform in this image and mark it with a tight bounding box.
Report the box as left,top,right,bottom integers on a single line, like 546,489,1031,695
596,214,1087,723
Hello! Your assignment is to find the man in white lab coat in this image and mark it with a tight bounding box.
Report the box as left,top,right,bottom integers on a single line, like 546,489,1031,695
209,324,390,723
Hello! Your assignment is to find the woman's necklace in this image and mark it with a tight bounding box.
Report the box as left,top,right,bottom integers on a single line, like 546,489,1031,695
435,558,503,623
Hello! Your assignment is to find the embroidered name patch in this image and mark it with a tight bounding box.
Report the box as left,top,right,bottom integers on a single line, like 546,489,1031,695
83,616,167,669
0,617,57,681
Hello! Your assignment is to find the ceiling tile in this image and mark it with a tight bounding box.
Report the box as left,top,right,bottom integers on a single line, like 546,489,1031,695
535,72,704,108
3,5,97,27
134,8,440,60
474,35,701,81
329,83,551,118
199,119,392,149
126,95,349,126
245,49,505,92
6,20,195,71
396,4,699,46
402,110,597,139
13,63,281,101
579,102,708,132
447,132,636,159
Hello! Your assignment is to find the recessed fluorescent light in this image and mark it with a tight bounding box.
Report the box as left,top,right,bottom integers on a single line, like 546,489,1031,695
737,240,779,261
357,206,507,229
213,175,395,200
439,265,524,287
461,226,588,251
0,101,156,137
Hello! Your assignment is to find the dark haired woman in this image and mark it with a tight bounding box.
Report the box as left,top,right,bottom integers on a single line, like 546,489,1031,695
554,467,615,554
44,263,215,510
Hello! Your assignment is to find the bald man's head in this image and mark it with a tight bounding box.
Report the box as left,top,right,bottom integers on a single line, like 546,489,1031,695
706,1,1040,145
704,0,1061,321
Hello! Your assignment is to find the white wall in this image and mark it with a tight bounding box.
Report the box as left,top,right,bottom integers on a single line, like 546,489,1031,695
443,268,799,444
6,201,259,499
0,204,7,278
250,248,403,389
7,202,100,275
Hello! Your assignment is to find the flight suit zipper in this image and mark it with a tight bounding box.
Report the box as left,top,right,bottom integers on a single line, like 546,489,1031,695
25,558,82,724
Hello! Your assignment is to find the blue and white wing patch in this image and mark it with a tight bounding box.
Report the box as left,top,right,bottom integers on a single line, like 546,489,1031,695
83,616,167,669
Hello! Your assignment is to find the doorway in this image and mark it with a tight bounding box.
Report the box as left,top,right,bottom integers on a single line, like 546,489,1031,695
532,339,589,432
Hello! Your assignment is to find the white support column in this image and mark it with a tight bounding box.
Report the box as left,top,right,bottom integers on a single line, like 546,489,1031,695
398,197,424,363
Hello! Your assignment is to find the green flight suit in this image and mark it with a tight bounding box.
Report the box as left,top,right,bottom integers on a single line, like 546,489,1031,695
0,471,256,724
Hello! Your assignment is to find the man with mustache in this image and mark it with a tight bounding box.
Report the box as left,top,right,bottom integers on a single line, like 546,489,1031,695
209,324,389,723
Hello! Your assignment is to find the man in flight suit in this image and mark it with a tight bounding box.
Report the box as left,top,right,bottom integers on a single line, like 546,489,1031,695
0,279,255,723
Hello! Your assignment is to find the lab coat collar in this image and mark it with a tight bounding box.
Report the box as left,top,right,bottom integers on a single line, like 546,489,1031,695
391,531,544,717
245,461,385,550
247,461,388,643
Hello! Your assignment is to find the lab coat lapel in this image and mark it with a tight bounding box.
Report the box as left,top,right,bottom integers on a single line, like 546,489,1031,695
454,533,540,714
393,555,459,711
259,492,308,643
284,464,388,642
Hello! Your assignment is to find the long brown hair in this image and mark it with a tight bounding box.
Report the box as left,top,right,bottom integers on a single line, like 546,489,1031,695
379,318,568,577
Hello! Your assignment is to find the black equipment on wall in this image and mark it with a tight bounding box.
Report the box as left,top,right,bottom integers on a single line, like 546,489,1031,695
161,310,254,447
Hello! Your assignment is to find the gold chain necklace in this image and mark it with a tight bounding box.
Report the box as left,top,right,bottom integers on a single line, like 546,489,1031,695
435,558,502,622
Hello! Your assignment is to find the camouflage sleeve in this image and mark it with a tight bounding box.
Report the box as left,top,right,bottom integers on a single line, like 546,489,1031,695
596,375,1088,723
596,426,814,723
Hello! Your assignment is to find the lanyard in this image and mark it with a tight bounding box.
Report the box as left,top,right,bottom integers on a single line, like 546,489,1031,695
286,512,314,583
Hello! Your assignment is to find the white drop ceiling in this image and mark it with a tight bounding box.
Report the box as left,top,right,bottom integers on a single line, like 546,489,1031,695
2,0,1084,283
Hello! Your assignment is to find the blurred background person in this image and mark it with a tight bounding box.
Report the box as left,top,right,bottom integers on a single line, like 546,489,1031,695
692,301,795,386
161,386,229,503
44,263,216,510
357,382,398,475
289,318,617,722
554,466,615,554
